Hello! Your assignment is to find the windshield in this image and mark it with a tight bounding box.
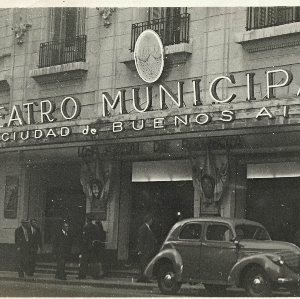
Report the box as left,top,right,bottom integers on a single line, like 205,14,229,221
235,224,271,241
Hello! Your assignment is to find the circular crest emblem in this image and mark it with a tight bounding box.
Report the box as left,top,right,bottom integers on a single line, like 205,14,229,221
134,29,164,83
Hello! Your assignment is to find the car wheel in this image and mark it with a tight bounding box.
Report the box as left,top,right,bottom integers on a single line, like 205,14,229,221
244,266,272,297
204,284,227,295
158,263,181,295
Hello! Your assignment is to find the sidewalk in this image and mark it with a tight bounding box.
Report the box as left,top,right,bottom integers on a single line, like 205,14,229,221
0,270,292,296
0,270,202,292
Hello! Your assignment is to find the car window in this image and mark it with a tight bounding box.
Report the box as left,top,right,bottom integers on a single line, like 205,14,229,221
235,224,271,240
179,223,202,240
206,224,233,241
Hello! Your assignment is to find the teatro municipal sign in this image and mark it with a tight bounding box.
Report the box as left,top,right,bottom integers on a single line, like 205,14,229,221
0,29,299,141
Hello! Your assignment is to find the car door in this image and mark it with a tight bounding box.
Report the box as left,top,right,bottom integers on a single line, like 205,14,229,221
173,222,203,280
199,222,238,283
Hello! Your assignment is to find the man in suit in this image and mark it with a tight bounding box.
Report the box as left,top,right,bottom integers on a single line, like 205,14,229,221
52,221,72,280
78,215,97,279
15,219,29,278
27,219,42,276
137,214,156,283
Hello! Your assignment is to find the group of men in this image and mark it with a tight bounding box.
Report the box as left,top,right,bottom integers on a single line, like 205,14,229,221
15,216,106,281
78,215,106,279
15,219,42,278
14,214,155,282
52,217,106,280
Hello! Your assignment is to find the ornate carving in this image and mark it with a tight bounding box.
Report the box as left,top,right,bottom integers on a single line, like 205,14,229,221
11,17,31,44
188,147,228,215
79,146,114,220
96,7,115,28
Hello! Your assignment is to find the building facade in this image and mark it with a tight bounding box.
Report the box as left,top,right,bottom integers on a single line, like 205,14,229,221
1,6,300,264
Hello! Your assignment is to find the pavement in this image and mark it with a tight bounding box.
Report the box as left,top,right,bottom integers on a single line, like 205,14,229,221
0,269,294,297
0,269,202,292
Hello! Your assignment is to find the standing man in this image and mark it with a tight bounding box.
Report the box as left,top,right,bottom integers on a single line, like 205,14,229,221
15,219,29,278
94,220,107,278
27,219,42,276
78,215,99,279
52,221,72,280
137,214,156,283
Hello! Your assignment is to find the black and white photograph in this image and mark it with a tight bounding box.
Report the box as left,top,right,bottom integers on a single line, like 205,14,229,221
0,1,300,297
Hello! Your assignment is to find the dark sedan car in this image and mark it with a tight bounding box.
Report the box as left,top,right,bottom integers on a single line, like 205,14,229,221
144,217,300,296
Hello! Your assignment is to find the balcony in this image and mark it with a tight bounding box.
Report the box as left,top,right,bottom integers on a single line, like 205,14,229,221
246,7,300,31
38,35,87,68
236,7,300,53
130,13,190,52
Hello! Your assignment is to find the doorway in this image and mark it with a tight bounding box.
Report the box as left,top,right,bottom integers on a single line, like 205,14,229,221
246,177,300,243
28,163,86,253
128,181,194,260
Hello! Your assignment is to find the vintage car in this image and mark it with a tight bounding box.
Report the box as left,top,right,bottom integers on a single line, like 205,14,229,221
144,217,300,296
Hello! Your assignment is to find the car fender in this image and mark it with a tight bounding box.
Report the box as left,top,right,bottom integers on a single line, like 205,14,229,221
228,253,282,287
144,248,183,280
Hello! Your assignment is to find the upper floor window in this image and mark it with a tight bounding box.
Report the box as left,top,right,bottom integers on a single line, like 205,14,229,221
130,7,190,52
246,7,300,31
49,7,86,44
38,7,87,68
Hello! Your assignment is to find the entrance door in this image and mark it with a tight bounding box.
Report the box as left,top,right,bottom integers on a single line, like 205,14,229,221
128,181,194,263
29,163,86,253
247,178,300,243
43,163,86,253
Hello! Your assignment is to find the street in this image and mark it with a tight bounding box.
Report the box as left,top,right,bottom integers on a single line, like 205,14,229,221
0,279,291,297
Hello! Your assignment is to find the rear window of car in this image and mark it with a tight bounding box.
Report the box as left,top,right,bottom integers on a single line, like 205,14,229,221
179,223,202,240
206,224,233,241
235,224,271,240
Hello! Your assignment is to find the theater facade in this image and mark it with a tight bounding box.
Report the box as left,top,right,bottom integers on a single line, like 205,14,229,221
1,6,300,262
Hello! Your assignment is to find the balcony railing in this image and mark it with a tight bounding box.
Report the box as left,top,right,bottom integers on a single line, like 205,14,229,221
130,13,190,52
246,7,300,30
38,35,87,68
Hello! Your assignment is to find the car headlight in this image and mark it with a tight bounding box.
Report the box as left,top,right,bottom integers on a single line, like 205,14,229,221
266,255,284,266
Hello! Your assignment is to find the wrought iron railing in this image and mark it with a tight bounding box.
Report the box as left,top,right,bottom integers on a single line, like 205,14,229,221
246,7,300,30
38,35,87,68
130,13,190,52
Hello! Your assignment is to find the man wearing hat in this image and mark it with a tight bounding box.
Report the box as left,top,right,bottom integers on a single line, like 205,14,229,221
137,214,156,283
53,221,72,280
27,219,42,276
15,219,29,278
78,214,99,279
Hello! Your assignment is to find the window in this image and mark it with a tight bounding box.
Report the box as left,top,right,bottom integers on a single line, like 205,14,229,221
246,7,300,30
206,224,233,241
179,223,202,240
49,7,86,44
235,224,271,241
38,7,87,68
130,7,190,52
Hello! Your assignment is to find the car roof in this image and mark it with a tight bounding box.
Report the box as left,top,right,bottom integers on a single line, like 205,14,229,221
173,217,266,229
